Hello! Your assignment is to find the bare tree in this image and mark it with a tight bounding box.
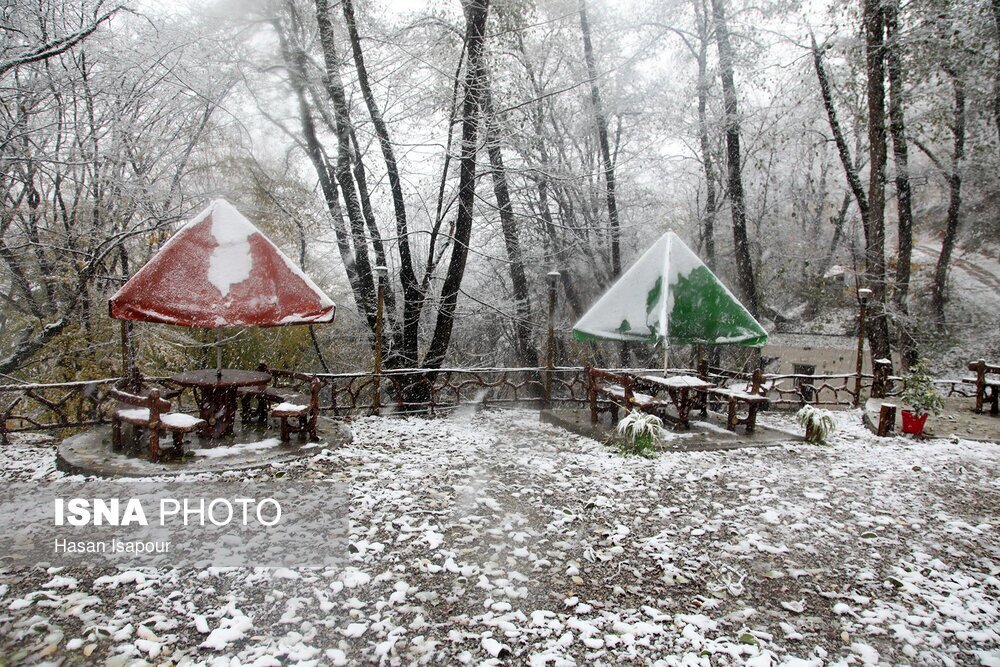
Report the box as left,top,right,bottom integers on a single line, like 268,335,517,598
884,0,918,368
861,0,893,368
423,0,491,370
0,3,123,78
915,73,966,330
578,0,622,278
994,0,1000,145
481,77,540,368
710,0,759,318
0,1,232,376
341,0,422,368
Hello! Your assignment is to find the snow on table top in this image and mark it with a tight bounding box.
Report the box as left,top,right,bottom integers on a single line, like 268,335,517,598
273,401,308,412
640,374,713,388
1,409,997,665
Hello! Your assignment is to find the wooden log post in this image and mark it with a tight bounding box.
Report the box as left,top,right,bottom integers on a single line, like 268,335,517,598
873,357,892,398
971,359,985,413
877,402,897,437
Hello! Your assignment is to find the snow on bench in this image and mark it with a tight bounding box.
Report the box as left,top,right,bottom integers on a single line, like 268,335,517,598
111,383,206,461
601,384,665,408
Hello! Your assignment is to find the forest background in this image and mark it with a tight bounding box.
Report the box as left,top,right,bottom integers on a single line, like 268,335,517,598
1,0,997,383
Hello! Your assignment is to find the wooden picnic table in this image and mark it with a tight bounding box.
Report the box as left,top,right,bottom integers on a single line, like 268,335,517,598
964,360,999,415
635,374,715,428
170,369,272,438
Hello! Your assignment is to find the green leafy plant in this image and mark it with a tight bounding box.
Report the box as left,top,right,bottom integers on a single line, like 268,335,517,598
901,358,943,417
615,410,664,457
796,404,836,445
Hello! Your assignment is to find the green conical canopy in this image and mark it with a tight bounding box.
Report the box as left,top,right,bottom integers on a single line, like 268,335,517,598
572,232,768,347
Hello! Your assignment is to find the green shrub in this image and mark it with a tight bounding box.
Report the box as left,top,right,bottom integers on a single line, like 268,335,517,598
796,404,836,445
614,410,664,457
901,358,943,417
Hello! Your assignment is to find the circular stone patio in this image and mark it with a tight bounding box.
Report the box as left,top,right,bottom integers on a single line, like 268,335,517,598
55,418,351,477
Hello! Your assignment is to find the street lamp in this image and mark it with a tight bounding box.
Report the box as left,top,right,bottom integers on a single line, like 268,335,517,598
373,265,388,414
545,271,560,406
854,288,872,406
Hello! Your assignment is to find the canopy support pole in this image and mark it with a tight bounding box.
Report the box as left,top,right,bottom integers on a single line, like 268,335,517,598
120,321,130,380
215,329,222,379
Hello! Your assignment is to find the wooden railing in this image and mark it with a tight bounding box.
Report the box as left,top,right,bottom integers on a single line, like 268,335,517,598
0,366,978,443
0,378,118,444
316,367,591,416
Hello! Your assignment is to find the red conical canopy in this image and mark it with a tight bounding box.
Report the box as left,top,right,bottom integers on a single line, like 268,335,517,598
109,199,336,328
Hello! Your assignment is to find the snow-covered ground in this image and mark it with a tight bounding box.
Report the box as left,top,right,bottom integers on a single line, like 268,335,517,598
1,410,997,666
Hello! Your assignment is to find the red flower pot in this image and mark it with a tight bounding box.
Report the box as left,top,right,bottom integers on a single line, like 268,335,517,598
901,410,928,435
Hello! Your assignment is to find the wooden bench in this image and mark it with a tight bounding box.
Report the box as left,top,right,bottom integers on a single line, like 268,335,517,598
110,385,205,462
239,367,323,441
587,367,672,424
964,359,999,415
706,369,768,432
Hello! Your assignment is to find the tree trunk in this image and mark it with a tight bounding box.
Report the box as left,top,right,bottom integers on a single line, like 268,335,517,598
313,0,378,334
710,0,760,317
885,0,918,368
273,19,368,324
695,0,717,269
931,72,966,329
342,0,422,367
481,82,541,368
862,0,893,369
811,35,870,226
579,0,628,366
578,0,621,278
422,0,490,370
993,0,1000,145
347,125,397,327
821,191,851,279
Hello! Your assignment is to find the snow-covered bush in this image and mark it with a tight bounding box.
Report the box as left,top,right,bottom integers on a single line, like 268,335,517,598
796,404,836,445
901,358,943,417
615,410,664,457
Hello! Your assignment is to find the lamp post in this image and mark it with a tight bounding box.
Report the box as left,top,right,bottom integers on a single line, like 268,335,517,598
373,265,388,415
854,287,872,407
545,271,560,407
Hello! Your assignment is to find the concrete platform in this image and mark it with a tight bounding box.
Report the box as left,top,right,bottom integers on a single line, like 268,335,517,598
56,417,351,478
540,408,800,452
863,397,1000,442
